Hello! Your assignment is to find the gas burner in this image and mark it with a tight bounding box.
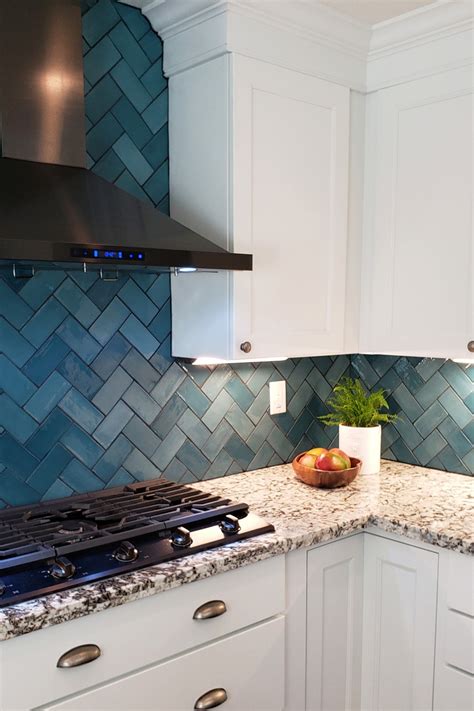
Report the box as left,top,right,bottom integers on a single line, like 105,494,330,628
58,520,98,535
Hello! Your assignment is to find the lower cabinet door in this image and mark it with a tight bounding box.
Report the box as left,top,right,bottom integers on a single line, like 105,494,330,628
306,535,364,711
41,616,284,711
361,535,438,711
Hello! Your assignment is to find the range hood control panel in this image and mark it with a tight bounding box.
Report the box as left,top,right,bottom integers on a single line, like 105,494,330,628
71,247,145,262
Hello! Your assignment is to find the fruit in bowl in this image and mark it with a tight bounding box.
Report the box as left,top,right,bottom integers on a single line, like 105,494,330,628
292,446,361,489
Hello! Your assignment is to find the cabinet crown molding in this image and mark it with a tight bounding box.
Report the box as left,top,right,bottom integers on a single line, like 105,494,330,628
121,0,472,90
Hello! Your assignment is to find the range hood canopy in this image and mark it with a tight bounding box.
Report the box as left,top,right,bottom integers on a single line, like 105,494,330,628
0,0,252,273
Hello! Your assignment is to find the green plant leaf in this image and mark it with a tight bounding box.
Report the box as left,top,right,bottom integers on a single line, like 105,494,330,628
318,377,398,428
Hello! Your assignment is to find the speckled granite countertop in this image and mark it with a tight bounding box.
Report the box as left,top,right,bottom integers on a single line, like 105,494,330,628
1,461,472,641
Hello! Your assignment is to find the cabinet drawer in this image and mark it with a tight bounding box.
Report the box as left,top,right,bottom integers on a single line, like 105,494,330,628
42,616,285,711
445,611,474,674
446,552,473,616
0,556,284,711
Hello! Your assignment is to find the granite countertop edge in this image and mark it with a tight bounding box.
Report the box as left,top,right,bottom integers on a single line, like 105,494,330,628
0,460,472,642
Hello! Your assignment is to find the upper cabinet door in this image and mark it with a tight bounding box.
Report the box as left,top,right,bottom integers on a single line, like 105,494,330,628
360,67,473,360
232,56,350,359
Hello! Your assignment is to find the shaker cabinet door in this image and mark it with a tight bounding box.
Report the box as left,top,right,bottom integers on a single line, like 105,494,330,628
360,66,473,360
361,535,438,711
232,55,350,359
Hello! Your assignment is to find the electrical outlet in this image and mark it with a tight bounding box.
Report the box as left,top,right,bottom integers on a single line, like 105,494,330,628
269,380,286,415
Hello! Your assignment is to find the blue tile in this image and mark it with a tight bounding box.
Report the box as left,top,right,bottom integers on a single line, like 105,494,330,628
414,402,447,438
415,372,449,409
163,457,187,482
120,315,159,359
393,357,424,391
148,299,170,342
414,430,447,466
123,382,160,424
392,383,423,421
26,410,71,459
130,272,158,291
465,391,474,414
21,297,67,348
110,22,151,76
123,448,161,480
224,404,253,440
0,432,39,478
124,416,160,458
177,410,211,449
92,148,125,182
113,134,153,184
176,379,210,418
248,441,275,471
57,316,101,364
141,60,167,99
201,389,233,431
151,363,186,406
19,271,65,309
111,60,151,112
118,279,158,325
0,394,37,443
62,459,104,493
115,2,149,39
115,169,151,203
0,279,33,328
463,419,474,444
87,112,123,160
224,434,254,470
24,372,71,422
438,389,472,429
143,160,168,205
224,376,253,411
142,125,168,171
0,355,37,405
151,393,187,438
201,366,233,400
94,434,133,481
121,348,160,391
85,74,122,124
82,0,119,46
23,335,70,385
55,278,101,328
438,417,472,458
142,90,167,133
112,96,152,150
92,367,132,414
201,420,233,461
287,381,313,419
27,445,72,494
105,467,134,487
59,389,104,434
306,367,332,401
57,352,103,398
61,425,104,468
0,474,40,506
152,427,186,469
0,316,35,367
146,274,169,307
89,297,130,346
42,479,73,501
92,401,133,448
87,275,125,310
439,360,473,400
140,29,163,62
176,441,209,477
435,447,469,475
84,36,121,87
91,332,131,379
393,417,423,451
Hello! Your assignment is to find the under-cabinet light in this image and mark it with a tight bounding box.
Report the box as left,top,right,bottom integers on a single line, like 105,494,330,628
193,356,288,366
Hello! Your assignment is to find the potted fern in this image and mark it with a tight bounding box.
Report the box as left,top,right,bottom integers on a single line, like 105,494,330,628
319,378,398,475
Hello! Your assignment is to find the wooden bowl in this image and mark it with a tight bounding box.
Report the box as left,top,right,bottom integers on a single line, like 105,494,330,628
292,453,361,489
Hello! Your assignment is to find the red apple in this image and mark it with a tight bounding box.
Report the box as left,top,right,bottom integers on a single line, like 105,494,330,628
300,453,317,469
307,447,328,458
328,448,351,468
316,451,349,471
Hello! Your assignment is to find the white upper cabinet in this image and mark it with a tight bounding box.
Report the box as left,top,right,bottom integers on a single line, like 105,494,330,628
171,55,350,360
360,67,474,360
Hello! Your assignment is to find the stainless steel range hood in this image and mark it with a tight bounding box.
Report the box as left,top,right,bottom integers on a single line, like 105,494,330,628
0,0,252,273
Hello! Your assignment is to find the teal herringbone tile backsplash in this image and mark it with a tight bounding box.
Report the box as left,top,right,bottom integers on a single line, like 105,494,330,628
0,0,472,505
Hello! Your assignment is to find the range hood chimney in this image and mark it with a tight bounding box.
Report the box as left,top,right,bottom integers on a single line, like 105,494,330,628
0,0,252,272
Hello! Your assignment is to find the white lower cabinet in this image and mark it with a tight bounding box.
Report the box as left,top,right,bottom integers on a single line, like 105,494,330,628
306,536,364,711
42,616,285,711
360,535,438,711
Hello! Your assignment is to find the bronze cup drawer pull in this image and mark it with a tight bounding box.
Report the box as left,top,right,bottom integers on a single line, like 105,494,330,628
57,644,101,668
193,600,227,620
194,688,228,709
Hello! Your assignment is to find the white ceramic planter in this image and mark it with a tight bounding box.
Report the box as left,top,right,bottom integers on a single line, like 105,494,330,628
338,424,381,475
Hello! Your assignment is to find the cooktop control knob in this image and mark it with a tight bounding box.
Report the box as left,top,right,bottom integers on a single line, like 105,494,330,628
50,557,76,580
170,527,192,548
113,540,139,563
219,514,241,535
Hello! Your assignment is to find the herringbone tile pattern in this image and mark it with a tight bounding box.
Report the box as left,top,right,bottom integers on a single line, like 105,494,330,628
82,0,169,212
0,268,353,505
354,355,473,474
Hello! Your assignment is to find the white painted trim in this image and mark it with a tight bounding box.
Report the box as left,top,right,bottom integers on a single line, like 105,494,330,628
122,0,473,91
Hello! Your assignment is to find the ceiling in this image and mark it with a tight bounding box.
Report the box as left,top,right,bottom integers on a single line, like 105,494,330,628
319,0,437,25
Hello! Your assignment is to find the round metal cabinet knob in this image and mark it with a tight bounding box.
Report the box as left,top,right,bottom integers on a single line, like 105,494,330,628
240,341,252,354
468,340,474,353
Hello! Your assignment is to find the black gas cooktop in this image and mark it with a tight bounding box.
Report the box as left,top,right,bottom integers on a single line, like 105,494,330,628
0,478,274,607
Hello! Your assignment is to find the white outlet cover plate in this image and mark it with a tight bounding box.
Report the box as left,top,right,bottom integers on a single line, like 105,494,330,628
269,380,286,415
